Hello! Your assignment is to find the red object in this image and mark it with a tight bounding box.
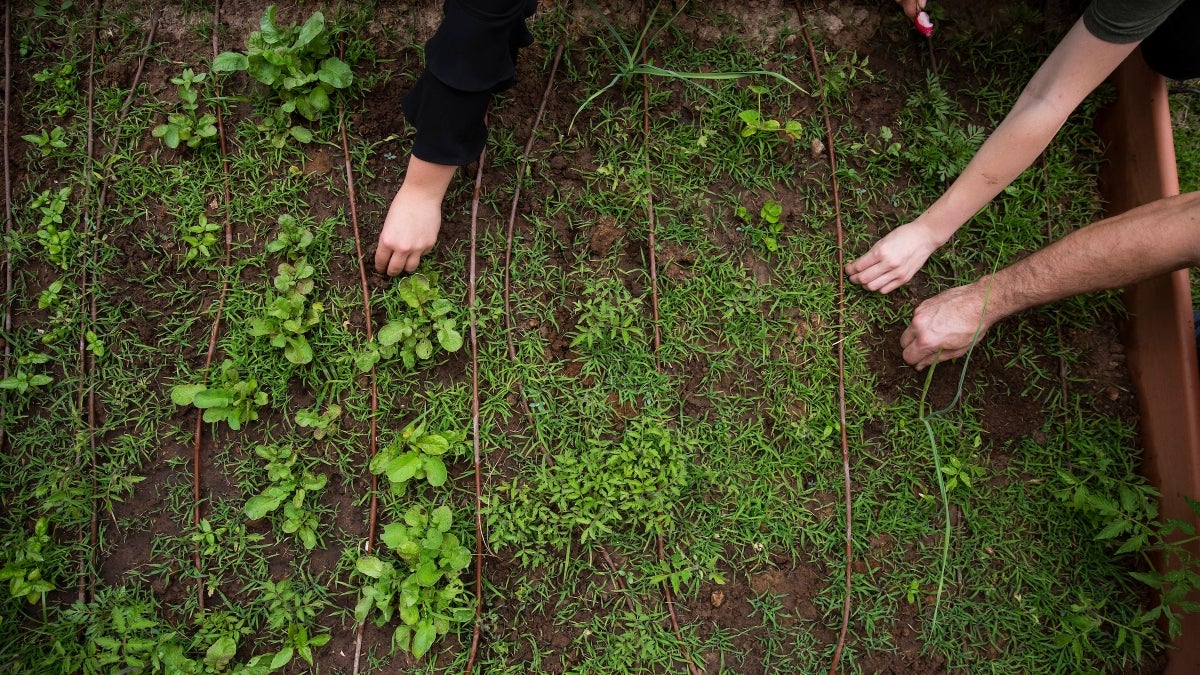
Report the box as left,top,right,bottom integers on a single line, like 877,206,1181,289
914,11,934,37
1098,49,1200,673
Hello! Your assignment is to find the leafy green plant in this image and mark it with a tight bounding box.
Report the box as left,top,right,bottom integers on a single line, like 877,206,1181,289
30,186,74,270
354,504,474,659
570,277,645,350
256,577,332,669
243,444,327,550
152,68,218,150
212,6,353,140
355,273,463,372
737,84,802,141
0,352,54,395
940,452,984,492
21,125,69,156
736,198,785,253
251,216,323,364
488,419,693,564
369,422,466,495
0,517,56,604
182,213,221,265
295,404,341,440
171,359,268,430
32,61,77,116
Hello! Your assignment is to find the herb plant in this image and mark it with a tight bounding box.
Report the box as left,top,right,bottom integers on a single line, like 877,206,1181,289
21,125,69,156
354,504,474,659
369,422,466,495
30,186,74,270
0,517,56,604
251,215,324,365
171,359,268,431
181,213,221,265
737,85,802,141
243,444,328,550
570,277,645,350
152,68,218,150
0,352,54,395
213,6,354,141
295,404,341,440
355,273,463,372
736,198,784,253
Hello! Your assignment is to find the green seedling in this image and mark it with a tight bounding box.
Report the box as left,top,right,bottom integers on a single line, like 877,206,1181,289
21,125,69,156
737,84,803,141
249,289,323,365
295,404,341,440
171,359,268,431
213,6,353,137
266,214,315,256
0,517,56,604
0,353,54,395
355,273,463,372
85,330,104,358
369,422,466,495
181,213,221,265
243,444,327,550
570,277,645,350
735,198,784,253
257,578,333,669
32,61,77,116
152,68,218,150
940,452,984,492
30,186,74,270
354,504,474,660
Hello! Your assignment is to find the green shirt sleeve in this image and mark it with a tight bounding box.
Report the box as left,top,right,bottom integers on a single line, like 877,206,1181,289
1083,0,1188,43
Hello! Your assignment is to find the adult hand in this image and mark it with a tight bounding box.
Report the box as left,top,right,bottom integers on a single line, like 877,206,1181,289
845,221,942,294
375,187,442,276
901,280,994,370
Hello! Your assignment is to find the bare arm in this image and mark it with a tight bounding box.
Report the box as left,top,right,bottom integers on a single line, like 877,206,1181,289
374,156,457,276
902,192,1200,369
846,19,1139,294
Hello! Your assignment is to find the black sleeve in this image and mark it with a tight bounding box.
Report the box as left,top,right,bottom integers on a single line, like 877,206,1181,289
1141,0,1200,80
402,0,537,166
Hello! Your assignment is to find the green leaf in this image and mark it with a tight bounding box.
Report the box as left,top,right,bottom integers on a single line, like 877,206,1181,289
205,635,238,669
193,389,235,409
212,52,248,72
414,434,450,456
247,58,281,86
270,646,294,670
386,452,423,485
296,12,325,49
431,505,453,532
423,456,448,487
170,384,207,406
446,545,472,571
318,57,353,88
381,522,413,550
415,338,433,361
412,620,437,658
437,326,463,352
284,337,314,364
378,322,411,346
307,85,330,112
356,555,386,578
244,490,288,519
289,125,314,143
415,562,441,587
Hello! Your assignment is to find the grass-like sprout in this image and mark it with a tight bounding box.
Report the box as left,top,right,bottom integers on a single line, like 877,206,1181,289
572,0,808,130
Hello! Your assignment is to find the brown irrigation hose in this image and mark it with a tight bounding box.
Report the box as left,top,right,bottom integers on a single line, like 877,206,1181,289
184,0,236,611
797,13,854,675
639,59,699,675
342,104,381,675
464,143,487,675
1,0,11,453
502,41,565,463
76,0,99,605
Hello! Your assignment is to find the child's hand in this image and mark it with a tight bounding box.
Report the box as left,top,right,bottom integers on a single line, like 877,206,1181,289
375,187,442,276
374,156,457,276
845,221,942,294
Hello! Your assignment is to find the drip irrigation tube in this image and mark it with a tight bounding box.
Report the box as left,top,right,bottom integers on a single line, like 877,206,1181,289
502,41,565,463
465,143,487,675
797,11,854,675
1,1,12,454
340,96,381,675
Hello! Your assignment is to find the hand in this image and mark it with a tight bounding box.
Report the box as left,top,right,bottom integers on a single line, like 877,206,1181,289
846,221,942,294
901,281,995,370
374,184,443,276
895,0,926,21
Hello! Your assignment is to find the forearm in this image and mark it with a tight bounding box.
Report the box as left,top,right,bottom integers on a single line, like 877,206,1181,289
399,156,456,199
985,192,1200,320
917,20,1137,245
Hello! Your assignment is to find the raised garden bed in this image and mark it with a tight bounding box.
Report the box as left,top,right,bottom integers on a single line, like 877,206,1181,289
1,1,1196,673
